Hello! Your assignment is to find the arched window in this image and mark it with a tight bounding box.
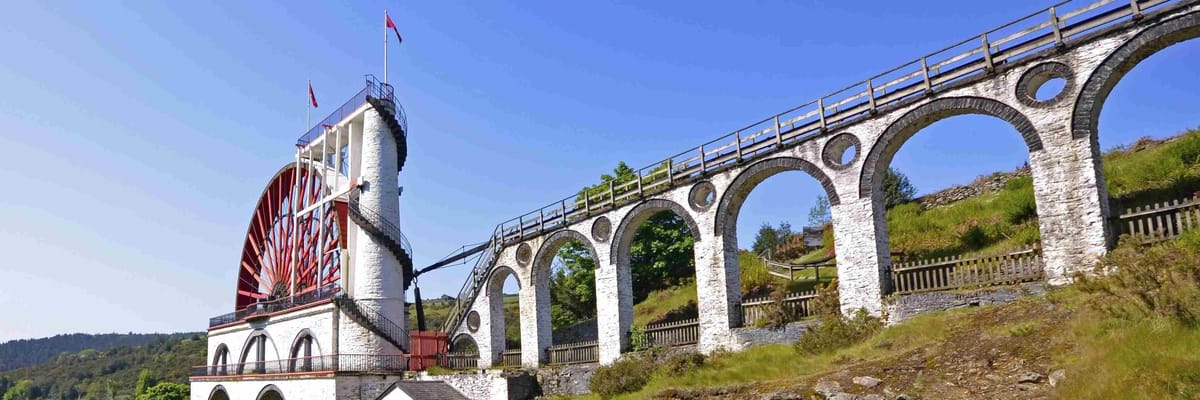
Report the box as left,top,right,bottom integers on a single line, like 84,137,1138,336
208,386,230,400
210,344,230,376
289,331,318,372
238,332,268,374
257,385,284,400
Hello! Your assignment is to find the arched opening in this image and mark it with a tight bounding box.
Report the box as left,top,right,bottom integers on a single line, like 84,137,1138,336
611,199,701,349
714,156,841,326
450,333,479,353
485,266,521,365
211,344,230,376
288,331,320,372
1078,15,1200,235
862,97,1046,295
208,386,229,400
257,385,284,400
536,230,601,359
238,332,270,374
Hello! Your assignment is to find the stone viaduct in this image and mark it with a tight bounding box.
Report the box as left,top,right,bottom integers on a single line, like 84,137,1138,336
445,0,1200,368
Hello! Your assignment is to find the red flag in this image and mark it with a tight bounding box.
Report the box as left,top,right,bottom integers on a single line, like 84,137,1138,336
385,13,403,43
308,83,318,108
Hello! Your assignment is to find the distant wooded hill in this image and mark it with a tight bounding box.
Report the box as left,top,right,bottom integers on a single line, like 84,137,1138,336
0,333,199,373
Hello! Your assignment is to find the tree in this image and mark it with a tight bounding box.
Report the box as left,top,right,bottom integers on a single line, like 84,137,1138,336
628,211,695,302
881,167,917,208
752,222,792,256
549,239,598,329
136,383,188,400
135,369,156,398
808,195,831,227
2,380,33,400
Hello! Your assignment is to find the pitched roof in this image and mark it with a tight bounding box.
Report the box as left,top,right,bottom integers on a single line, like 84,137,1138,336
393,381,470,400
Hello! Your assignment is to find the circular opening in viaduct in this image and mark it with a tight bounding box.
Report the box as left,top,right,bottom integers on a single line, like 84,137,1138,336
591,216,612,242
515,243,532,266
822,133,861,170
466,311,481,333
1016,61,1074,107
688,181,717,211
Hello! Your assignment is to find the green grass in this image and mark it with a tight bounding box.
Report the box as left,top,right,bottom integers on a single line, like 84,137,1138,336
632,281,697,327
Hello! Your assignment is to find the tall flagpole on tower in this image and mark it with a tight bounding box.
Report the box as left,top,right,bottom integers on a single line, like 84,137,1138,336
306,80,311,129
384,10,389,84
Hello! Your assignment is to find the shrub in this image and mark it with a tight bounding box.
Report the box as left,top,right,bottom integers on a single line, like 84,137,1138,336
1077,232,1200,326
810,279,841,317
753,286,797,329
589,353,656,398
794,309,883,355
657,352,706,376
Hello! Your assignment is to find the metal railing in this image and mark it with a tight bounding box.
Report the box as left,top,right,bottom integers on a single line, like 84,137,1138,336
208,283,340,328
333,296,410,352
546,340,600,365
740,290,819,326
191,353,409,377
1114,195,1200,242
441,0,1180,332
296,75,405,147
891,246,1044,294
347,196,413,261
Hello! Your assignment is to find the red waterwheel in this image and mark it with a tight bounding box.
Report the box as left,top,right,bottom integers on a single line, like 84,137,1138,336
235,164,348,310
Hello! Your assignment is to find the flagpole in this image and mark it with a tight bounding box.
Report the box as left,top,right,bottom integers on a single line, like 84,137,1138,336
306,80,311,130
383,11,389,84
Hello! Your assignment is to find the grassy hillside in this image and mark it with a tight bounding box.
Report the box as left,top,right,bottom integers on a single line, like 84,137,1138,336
575,229,1200,399
0,334,205,400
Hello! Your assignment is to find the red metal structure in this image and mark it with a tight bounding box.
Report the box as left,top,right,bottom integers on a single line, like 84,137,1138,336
236,164,348,310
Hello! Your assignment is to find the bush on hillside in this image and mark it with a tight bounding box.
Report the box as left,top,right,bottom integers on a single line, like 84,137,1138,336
794,309,883,355
1078,231,1200,326
657,352,706,377
810,279,841,317
589,353,656,399
753,286,798,329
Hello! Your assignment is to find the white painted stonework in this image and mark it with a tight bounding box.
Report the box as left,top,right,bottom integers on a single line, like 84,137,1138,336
451,1,1200,368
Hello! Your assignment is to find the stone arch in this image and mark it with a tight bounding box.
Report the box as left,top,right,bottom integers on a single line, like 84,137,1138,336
208,385,230,400
210,344,230,376
288,329,321,372
450,332,479,353
237,330,278,374
485,265,520,353
533,230,599,290
1072,10,1200,140
610,198,701,257
714,156,840,239
858,96,1042,198
256,385,284,400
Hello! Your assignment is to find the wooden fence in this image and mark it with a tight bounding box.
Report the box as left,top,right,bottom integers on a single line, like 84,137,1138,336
891,246,1043,295
499,349,522,368
637,318,699,348
740,290,818,326
440,352,478,370
1114,196,1200,242
545,340,599,365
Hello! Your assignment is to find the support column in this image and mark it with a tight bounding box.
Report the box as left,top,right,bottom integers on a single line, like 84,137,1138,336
472,290,502,368
594,249,630,365
830,196,889,316
1029,122,1110,284
696,231,740,352
518,273,551,368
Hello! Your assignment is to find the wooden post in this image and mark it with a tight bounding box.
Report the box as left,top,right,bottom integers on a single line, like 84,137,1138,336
1129,0,1143,19
817,98,827,131
774,115,783,146
584,187,590,216
699,145,707,173
866,78,877,113
539,209,545,232
609,180,616,207
1050,7,1064,46
637,169,644,197
735,130,743,161
667,159,674,186
981,33,995,72
921,57,933,93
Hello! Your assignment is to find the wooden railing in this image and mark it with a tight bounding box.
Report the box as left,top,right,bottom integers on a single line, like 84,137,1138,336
760,252,834,281
740,290,819,326
891,246,1044,294
546,340,600,365
637,318,700,348
499,349,522,368
1114,195,1200,242
439,352,479,370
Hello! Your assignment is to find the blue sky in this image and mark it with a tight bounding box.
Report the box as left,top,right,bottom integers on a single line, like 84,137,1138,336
0,1,1196,342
